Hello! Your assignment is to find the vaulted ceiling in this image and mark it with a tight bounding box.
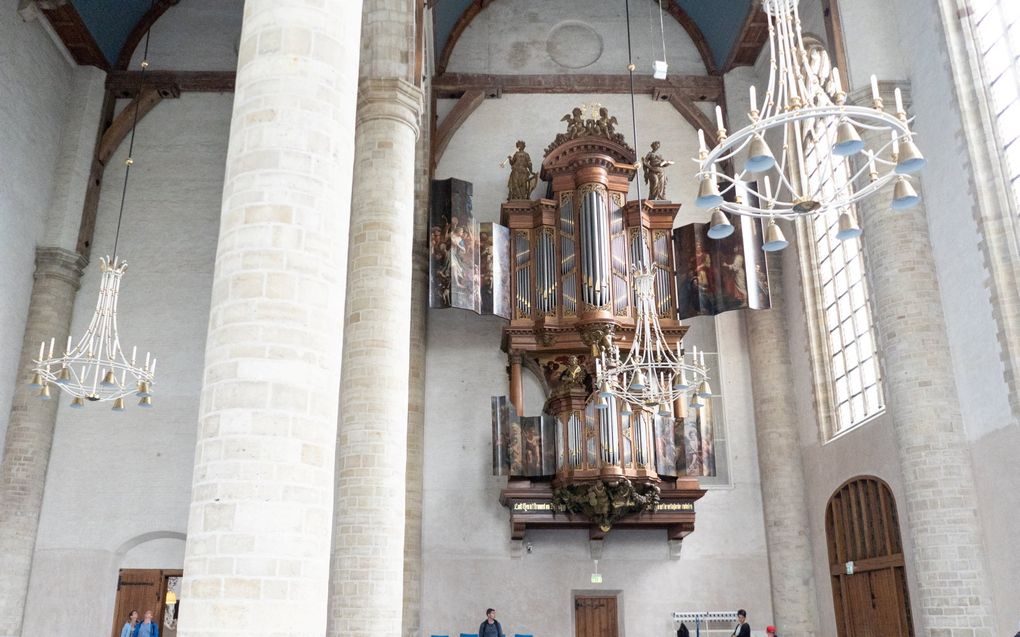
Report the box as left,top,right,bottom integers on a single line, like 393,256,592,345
432,0,761,74
70,0,154,62
43,0,762,75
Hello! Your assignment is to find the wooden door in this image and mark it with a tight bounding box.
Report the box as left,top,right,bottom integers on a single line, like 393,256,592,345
110,569,183,637
111,570,162,637
574,595,618,637
826,477,914,637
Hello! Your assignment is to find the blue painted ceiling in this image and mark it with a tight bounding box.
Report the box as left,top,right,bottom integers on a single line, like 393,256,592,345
70,0,154,63
434,0,754,71
70,0,753,71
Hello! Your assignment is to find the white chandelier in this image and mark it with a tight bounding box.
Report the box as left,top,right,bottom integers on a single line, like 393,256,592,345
693,0,926,251
30,257,155,409
594,268,710,416
29,14,158,411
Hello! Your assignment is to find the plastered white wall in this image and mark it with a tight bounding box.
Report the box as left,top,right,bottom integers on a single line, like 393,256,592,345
129,0,242,71
446,0,707,76
0,9,75,456
22,93,230,637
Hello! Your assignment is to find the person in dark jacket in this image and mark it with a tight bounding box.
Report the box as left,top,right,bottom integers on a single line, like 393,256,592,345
479,608,505,637
731,609,750,637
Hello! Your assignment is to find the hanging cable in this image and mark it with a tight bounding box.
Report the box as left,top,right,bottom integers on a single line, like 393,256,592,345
112,0,158,261
624,0,648,269
658,0,667,67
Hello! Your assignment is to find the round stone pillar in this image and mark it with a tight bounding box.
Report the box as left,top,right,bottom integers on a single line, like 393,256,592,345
0,247,87,637
851,84,995,636
178,1,362,635
329,75,422,637
746,255,820,637
402,100,431,637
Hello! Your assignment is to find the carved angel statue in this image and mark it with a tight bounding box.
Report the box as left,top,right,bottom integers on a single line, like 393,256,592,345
642,141,675,201
595,107,618,140
506,140,538,200
561,107,586,139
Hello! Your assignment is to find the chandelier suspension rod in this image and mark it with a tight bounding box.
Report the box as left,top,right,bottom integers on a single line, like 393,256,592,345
624,0,647,269
112,0,157,261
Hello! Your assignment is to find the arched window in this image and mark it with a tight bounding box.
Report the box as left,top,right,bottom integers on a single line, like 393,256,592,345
970,1,1020,211
798,39,885,438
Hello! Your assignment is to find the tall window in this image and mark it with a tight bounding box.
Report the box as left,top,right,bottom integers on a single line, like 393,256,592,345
971,1,1020,210
801,41,885,436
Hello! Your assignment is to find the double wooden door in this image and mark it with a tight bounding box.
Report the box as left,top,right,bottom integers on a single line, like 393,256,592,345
826,477,914,637
574,595,618,637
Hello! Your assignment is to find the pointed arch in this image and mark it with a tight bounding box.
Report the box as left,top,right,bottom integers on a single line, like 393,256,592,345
435,0,718,76
114,0,181,70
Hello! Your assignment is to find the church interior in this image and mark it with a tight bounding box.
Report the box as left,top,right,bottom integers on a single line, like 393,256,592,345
0,0,1018,636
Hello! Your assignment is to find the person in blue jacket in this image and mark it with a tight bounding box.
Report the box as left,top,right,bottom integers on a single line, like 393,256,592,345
133,609,159,637
478,608,505,637
119,610,138,637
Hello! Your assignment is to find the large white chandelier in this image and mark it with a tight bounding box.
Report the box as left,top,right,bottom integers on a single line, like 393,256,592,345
30,257,155,410
594,268,710,416
693,0,926,250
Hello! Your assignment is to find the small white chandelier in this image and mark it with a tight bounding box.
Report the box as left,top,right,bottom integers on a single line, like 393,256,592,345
693,0,925,250
594,268,710,416
30,257,155,409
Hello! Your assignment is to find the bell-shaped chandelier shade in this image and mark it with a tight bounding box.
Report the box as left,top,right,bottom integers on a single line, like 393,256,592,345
594,268,709,412
692,0,926,247
31,257,155,405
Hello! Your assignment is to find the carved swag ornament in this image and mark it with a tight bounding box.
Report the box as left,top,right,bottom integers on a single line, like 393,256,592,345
552,478,662,532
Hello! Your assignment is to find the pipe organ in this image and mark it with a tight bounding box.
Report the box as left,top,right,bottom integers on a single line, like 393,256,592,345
492,107,706,540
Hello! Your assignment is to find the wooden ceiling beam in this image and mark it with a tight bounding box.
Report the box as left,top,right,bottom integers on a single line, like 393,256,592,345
432,88,486,170
38,1,109,69
722,4,769,71
106,70,237,96
96,86,174,165
432,72,723,102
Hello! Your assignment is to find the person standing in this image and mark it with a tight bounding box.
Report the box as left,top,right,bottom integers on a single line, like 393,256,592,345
732,609,750,637
120,610,138,637
133,610,159,637
478,608,505,637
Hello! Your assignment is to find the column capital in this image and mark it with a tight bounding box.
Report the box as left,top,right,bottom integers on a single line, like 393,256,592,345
357,77,424,138
34,247,88,290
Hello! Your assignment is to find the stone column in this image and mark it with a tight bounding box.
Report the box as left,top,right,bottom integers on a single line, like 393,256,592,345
746,255,821,637
329,1,422,632
851,84,995,636
0,248,87,637
178,2,362,636
401,88,430,637
329,74,422,637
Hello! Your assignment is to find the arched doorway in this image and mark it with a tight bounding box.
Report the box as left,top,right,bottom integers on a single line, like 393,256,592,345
825,476,914,637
